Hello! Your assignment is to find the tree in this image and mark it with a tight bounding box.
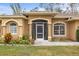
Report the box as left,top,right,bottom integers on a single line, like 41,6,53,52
10,3,22,15
39,3,64,12
39,3,54,12
30,7,39,12
54,8,63,13
66,3,79,14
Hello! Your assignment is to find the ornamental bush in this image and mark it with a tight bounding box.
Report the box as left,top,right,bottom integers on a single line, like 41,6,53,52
21,34,29,40
19,35,30,44
76,29,79,42
10,39,20,44
4,33,12,44
0,39,4,44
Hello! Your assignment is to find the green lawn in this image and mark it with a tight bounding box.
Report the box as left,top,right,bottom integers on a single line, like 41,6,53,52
0,45,79,56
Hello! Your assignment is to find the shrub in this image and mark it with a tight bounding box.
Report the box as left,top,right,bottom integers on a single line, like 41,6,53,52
0,39,4,44
76,29,79,42
10,39,20,44
19,39,29,44
21,34,29,40
9,35,30,44
19,35,30,44
4,33,12,44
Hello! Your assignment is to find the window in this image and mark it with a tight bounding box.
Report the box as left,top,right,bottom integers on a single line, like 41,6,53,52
54,23,65,35
10,23,17,34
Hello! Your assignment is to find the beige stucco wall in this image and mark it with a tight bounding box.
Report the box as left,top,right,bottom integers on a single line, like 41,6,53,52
52,18,67,38
52,19,79,41
1,18,24,38
27,15,52,41
0,14,79,41
74,20,79,41
22,19,29,35
67,21,76,41
28,15,52,24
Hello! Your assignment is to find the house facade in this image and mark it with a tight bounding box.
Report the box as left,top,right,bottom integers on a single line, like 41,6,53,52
0,12,79,41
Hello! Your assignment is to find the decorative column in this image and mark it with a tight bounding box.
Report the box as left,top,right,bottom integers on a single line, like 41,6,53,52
48,24,52,41
19,26,23,37
29,24,32,40
48,18,52,41
2,26,6,37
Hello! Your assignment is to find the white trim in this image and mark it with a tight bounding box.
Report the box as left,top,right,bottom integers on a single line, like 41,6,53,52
8,22,17,35
3,19,20,26
29,18,49,24
31,18,49,21
36,23,44,40
52,22,67,37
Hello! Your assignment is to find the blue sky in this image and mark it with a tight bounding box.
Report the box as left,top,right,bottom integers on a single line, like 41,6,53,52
0,3,69,15
0,3,39,15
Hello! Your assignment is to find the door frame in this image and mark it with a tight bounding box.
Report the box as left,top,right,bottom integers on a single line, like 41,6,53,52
36,23,44,40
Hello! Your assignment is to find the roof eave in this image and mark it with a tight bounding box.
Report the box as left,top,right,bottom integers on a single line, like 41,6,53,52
23,12,58,16
0,15,27,19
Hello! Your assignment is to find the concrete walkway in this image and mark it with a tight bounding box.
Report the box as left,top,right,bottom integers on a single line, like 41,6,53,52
0,40,79,46
33,40,79,46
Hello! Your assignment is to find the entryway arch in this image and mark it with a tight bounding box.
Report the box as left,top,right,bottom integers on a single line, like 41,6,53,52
32,19,48,40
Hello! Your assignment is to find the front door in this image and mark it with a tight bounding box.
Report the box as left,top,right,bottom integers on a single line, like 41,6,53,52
36,23,44,40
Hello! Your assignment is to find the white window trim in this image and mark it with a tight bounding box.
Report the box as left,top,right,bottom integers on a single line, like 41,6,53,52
52,22,67,37
10,26,17,34
9,23,17,35
36,23,44,40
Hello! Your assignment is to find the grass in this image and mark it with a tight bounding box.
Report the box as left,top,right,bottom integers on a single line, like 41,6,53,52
0,45,79,56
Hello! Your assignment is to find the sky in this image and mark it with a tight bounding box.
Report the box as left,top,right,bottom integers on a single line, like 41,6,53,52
0,3,40,15
0,3,69,15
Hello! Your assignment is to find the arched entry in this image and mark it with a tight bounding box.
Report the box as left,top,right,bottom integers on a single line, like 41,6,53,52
32,20,48,40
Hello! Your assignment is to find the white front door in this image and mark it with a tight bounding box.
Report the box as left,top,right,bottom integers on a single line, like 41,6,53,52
36,23,44,40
